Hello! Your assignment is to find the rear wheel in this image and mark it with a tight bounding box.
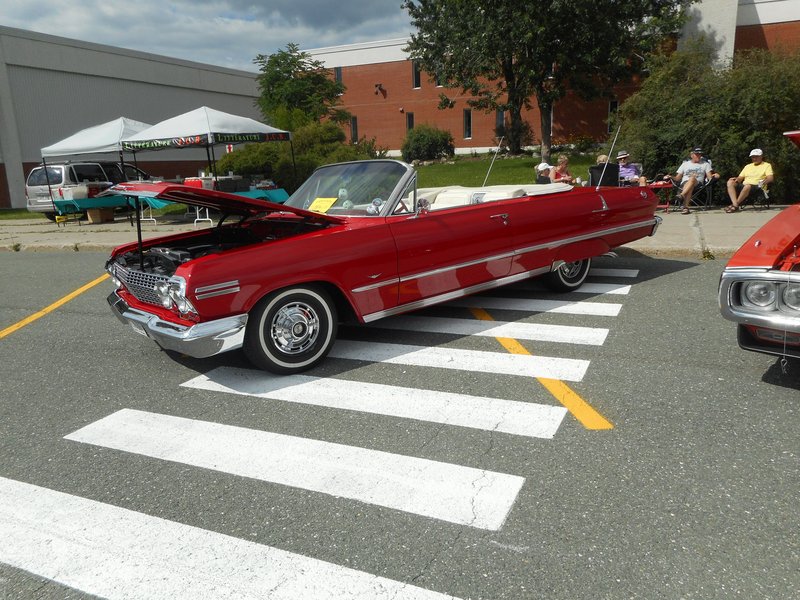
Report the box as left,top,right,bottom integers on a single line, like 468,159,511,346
544,258,592,291
244,286,337,374
43,212,56,222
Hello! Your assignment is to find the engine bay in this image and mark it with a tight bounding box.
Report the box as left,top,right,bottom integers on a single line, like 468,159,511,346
111,217,327,277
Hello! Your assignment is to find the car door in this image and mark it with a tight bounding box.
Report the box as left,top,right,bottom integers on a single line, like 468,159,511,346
502,187,611,275
387,200,514,307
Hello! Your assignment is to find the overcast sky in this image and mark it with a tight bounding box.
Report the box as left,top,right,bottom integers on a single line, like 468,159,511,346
0,0,413,72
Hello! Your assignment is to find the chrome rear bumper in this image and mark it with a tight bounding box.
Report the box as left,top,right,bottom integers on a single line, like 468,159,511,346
107,291,247,358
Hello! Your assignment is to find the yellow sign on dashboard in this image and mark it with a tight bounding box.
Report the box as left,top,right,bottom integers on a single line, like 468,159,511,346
307,197,338,213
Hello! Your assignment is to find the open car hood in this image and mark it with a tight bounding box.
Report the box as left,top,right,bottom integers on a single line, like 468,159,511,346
102,182,345,224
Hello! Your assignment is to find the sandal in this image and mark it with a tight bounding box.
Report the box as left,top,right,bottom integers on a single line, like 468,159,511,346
725,205,739,213
681,207,690,214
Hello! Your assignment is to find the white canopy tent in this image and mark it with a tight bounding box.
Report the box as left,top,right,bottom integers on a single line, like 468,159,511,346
41,117,151,158
121,106,292,178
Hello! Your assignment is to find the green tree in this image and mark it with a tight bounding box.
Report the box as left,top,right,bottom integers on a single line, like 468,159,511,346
402,0,689,159
617,42,800,202
254,43,350,130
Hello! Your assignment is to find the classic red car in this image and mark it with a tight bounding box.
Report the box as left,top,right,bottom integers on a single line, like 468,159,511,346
105,159,660,373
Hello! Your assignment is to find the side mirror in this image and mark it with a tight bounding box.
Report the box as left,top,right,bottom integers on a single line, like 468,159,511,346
416,197,430,215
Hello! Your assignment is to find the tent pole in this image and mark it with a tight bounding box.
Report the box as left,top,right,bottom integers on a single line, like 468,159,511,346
133,196,144,270
210,144,218,180
42,156,58,216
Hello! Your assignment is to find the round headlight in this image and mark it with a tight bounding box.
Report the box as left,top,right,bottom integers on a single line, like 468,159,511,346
782,283,800,311
742,281,777,308
154,282,172,308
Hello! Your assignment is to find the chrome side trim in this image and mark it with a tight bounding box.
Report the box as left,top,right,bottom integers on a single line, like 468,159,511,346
515,218,657,257
351,278,400,294
195,280,241,300
398,250,517,284
362,266,550,322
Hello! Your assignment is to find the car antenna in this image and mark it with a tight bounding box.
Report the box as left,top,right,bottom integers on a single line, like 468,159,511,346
482,136,505,187
596,125,621,192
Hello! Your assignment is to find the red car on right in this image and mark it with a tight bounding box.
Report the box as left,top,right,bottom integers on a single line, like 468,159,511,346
718,131,800,360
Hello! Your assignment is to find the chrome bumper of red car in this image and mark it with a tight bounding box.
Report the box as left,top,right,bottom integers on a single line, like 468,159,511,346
719,267,800,356
107,291,248,358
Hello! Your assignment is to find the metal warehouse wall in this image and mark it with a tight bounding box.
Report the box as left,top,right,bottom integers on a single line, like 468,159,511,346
0,26,261,209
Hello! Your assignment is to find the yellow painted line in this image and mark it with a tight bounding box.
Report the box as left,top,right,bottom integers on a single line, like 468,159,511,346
469,307,613,430
0,274,110,340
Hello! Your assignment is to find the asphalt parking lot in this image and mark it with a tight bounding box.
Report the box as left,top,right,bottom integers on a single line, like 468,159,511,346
1,250,797,599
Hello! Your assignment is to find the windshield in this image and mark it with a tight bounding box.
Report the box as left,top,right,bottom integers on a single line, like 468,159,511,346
284,161,411,217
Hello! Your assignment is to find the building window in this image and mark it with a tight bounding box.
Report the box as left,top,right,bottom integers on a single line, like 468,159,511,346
412,61,421,89
495,109,505,136
608,100,618,134
334,66,342,84
350,116,358,142
406,112,415,131
463,109,472,139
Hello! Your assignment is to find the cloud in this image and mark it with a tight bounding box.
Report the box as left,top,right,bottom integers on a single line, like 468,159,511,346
0,0,412,71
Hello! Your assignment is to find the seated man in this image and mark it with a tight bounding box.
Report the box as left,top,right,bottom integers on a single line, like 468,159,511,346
663,147,718,214
616,151,647,186
535,162,552,184
725,148,774,212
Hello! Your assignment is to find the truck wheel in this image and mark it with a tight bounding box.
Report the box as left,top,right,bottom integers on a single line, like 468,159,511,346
43,212,56,222
244,286,337,374
545,258,591,291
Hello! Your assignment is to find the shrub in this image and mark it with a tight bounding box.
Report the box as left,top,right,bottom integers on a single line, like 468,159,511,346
401,124,455,162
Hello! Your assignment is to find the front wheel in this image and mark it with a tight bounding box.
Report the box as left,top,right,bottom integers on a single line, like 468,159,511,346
544,258,592,292
244,286,338,374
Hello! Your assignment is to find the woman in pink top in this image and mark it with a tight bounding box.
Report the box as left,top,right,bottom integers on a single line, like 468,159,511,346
550,154,574,184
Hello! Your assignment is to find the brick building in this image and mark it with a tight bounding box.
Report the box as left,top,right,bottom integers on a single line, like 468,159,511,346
309,0,800,155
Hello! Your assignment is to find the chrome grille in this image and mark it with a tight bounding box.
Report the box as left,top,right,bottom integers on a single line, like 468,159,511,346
111,263,169,306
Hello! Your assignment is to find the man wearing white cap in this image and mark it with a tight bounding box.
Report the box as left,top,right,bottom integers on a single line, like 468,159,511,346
535,162,553,184
725,148,774,212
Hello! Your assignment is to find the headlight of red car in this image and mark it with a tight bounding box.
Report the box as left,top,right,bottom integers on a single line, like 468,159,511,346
742,281,777,309
736,279,800,314
154,277,197,316
783,283,800,311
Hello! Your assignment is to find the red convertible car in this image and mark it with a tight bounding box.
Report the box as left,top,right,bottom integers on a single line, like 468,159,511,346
719,132,800,361
105,159,660,373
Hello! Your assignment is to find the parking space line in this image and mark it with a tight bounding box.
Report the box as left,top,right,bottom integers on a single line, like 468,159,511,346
469,307,613,431
0,274,109,340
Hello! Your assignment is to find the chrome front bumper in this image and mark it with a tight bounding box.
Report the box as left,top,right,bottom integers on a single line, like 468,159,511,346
718,268,800,333
107,291,248,358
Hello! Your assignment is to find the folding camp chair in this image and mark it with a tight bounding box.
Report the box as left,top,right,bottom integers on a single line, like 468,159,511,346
666,176,717,211
588,163,620,187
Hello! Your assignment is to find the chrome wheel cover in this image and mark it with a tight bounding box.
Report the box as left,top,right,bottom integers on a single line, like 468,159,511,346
270,301,320,355
560,261,584,279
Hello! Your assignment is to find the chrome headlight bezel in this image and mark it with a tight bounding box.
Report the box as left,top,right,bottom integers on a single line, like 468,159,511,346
153,276,197,316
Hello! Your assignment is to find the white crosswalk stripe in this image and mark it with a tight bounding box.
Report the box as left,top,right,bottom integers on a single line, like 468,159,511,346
328,340,590,382
445,295,623,316
589,267,639,278
0,476,460,599
65,409,525,530
368,315,609,345
182,368,568,439
574,282,632,295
